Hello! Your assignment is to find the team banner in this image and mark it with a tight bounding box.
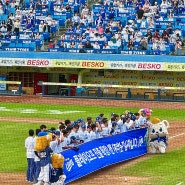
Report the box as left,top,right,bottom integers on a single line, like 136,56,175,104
61,128,148,184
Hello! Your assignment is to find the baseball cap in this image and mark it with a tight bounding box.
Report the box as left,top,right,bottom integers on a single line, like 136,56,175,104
70,136,76,140
71,121,78,128
54,130,60,136
112,122,117,127
141,110,146,114
96,116,101,121
38,131,48,137
81,124,86,128
77,118,84,123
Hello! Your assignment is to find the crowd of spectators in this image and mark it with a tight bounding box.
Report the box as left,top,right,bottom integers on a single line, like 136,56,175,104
48,0,185,55
0,0,185,54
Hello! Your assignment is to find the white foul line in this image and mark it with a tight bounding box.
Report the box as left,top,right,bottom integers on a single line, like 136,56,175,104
169,132,185,139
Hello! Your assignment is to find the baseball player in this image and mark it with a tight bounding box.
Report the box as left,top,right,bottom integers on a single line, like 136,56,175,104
25,129,35,183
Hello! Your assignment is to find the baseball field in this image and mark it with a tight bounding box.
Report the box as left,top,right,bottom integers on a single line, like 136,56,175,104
0,95,185,185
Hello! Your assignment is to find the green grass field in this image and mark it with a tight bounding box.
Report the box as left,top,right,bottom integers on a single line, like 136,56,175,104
0,102,184,184
122,147,185,185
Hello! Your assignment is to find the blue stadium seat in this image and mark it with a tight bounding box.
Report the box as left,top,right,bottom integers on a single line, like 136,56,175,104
16,43,23,47
9,43,16,47
0,14,8,21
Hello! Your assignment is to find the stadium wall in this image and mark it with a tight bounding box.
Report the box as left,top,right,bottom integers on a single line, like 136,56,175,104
0,52,184,99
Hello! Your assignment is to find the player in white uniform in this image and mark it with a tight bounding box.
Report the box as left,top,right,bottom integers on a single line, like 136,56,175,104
117,114,127,133
78,123,89,143
50,131,64,153
110,122,120,135
134,112,140,129
101,118,111,137
138,110,147,128
25,129,35,183
60,130,74,150
89,122,102,140
34,129,41,184
124,116,135,131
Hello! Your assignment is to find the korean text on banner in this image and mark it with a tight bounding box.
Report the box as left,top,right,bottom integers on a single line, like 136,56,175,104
52,60,108,69
165,63,185,71
108,62,164,70
61,128,148,184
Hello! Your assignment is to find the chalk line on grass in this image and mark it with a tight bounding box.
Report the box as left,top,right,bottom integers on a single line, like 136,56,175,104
169,132,185,139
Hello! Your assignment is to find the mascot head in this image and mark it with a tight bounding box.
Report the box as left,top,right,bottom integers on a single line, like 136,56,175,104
51,153,65,169
150,117,170,139
34,131,52,151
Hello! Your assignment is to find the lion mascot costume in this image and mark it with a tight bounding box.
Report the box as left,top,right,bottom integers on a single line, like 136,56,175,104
50,153,66,185
149,117,170,154
34,131,66,185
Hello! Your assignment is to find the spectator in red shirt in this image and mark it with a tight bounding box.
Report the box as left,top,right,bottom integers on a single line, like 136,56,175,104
162,29,169,42
152,29,161,41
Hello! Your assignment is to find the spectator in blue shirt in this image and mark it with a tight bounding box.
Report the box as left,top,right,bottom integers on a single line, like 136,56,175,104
25,19,33,31
95,15,104,27
107,7,115,19
99,6,106,19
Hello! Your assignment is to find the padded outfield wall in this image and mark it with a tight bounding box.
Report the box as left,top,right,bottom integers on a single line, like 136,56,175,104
0,52,184,99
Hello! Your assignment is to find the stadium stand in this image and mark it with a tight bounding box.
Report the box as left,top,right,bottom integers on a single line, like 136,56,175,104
0,0,184,54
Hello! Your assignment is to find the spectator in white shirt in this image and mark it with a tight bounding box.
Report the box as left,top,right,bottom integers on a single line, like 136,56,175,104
147,16,155,29
103,42,111,49
159,37,166,51
45,14,53,26
38,21,44,32
81,4,89,17
152,38,160,50
121,26,131,42
140,16,147,28
93,41,101,49
134,28,143,42
72,13,81,27
98,34,107,42
91,33,99,41
160,0,168,13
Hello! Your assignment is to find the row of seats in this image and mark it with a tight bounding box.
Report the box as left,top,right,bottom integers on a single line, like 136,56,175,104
48,47,171,55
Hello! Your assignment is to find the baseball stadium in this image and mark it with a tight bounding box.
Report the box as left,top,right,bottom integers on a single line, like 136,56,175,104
0,0,185,184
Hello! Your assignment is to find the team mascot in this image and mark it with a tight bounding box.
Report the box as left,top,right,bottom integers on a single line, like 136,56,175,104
34,131,53,185
149,117,170,154
34,132,66,185
50,153,66,185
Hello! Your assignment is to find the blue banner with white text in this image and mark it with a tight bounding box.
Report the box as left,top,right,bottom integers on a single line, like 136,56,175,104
61,128,148,184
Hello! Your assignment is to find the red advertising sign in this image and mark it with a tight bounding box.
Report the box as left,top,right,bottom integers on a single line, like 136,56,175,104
27,59,52,67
